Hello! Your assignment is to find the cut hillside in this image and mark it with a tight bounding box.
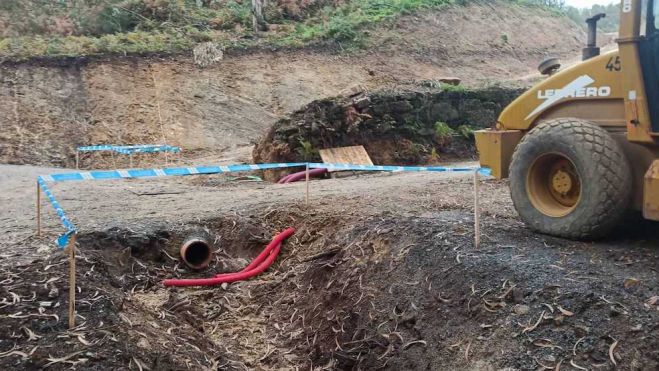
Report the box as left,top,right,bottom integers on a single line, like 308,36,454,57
0,1,585,167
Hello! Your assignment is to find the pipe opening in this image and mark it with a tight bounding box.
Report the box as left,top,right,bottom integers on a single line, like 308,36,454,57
180,238,212,270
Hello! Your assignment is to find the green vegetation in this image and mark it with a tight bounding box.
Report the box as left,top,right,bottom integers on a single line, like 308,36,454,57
0,0,569,60
0,0,454,59
278,0,452,47
563,3,620,32
297,139,319,161
435,121,455,145
440,83,467,93
456,124,475,139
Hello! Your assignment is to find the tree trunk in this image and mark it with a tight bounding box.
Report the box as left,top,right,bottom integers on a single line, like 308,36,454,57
252,0,268,32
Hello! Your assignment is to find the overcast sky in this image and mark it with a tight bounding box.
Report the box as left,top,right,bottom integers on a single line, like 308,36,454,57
563,0,617,8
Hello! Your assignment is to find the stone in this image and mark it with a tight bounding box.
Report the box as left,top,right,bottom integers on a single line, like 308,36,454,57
353,96,371,109
438,77,462,86
340,84,367,98
513,304,530,315
48,287,59,298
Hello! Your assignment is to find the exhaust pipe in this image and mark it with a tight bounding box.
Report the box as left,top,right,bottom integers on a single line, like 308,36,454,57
583,13,606,61
180,236,213,270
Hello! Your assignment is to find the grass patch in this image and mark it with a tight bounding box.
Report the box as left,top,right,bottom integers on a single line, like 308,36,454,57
278,0,452,47
0,0,565,60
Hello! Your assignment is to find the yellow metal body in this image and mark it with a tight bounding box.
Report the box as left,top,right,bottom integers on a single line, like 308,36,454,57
644,160,659,220
474,0,659,220
473,130,523,178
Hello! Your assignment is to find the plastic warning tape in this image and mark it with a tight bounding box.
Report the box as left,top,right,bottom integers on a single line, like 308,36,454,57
112,145,182,154
39,163,309,182
77,145,182,154
37,176,77,248
308,163,492,176
77,145,116,151
37,162,490,247
40,162,490,183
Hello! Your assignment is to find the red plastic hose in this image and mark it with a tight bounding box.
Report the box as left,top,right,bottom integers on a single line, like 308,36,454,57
163,227,296,287
241,227,295,272
277,174,293,184
278,168,328,184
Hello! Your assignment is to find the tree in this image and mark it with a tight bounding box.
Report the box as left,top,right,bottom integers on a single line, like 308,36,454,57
252,0,267,32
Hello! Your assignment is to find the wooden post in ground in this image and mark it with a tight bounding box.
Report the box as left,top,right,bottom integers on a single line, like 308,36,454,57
473,170,481,248
129,153,133,168
68,234,77,329
75,151,79,170
305,164,310,207
36,182,41,237
111,151,117,169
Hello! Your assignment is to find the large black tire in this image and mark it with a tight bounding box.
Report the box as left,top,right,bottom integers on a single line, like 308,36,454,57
509,118,632,239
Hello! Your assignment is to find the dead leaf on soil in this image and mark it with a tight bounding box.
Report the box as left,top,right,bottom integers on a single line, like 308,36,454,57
44,351,84,367
647,296,658,306
573,336,585,355
609,338,619,366
402,340,427,349
623,278,640,289
557,306,574,317
21,326,42,341
570,359,587,370
533,338,563,350
522,311,546,334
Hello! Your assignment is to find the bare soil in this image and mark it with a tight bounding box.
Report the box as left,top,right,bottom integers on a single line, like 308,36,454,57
1,164,657,370
0,1,585,168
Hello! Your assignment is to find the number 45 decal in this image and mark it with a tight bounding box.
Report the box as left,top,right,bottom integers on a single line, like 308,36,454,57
606,56,621,71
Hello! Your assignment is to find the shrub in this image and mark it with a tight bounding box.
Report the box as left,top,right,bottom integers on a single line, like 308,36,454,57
456,125,475,139
434,121,455,147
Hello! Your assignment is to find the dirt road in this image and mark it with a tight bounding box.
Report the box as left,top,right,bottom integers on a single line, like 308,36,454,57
0,163,658,370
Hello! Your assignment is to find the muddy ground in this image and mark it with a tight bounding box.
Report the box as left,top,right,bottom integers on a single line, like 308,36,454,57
1,163,658,370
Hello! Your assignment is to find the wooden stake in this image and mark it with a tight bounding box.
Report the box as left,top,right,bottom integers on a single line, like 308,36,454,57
474,170,481,248
305,164,310,206
68,234,77,329
129,153,133,168
75,151,79,170
111,151,117,169
36,182,41,237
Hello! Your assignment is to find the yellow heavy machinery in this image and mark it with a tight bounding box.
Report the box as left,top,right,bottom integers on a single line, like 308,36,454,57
475,0,659,239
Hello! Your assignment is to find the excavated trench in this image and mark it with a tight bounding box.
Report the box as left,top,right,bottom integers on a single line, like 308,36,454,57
35,206,656,370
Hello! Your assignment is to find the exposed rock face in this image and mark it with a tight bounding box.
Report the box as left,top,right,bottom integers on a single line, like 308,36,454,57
253,87,523,179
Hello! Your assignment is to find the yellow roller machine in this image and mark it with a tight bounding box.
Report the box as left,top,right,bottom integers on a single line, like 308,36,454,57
475,0,659,238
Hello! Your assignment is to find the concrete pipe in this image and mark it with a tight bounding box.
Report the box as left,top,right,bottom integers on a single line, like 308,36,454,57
180,236,213,270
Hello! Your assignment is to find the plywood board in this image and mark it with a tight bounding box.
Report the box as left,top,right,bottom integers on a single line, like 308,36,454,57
319,146,373,171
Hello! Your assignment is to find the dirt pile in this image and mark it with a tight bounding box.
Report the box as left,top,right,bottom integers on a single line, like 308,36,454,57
253,87,522,175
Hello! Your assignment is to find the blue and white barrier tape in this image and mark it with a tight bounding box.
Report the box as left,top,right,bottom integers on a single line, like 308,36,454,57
39,163,489,183
77,145,182,154
39,163,308,182
77,145,116,152
113,145,182,154
37,162,490,247
308,163,492,176
37,176,77,248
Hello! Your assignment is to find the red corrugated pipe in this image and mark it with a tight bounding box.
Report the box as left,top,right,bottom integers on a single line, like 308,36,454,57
163,227,296,287
278,168,327,184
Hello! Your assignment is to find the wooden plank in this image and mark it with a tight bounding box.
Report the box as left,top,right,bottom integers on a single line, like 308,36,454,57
319,145,373,170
